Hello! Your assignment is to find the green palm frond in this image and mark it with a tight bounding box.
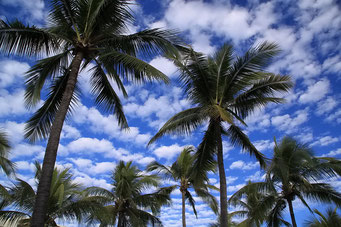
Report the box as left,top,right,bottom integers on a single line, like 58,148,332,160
24,69,80,142
192,120,218,183
25,51,71,108
0,210,30,227
0,19,60,56
185,189,197,217
90,62,128,128
226,125,266,168
99,49,169,83
304,208,341,227
148,107,208,145
105,28,181,58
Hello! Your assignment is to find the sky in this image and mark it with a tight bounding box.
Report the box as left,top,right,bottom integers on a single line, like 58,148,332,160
0,0,341,226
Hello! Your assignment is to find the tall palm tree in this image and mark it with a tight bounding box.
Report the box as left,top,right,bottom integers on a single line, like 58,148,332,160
266,137,341,227
148,42,293,226
85,161,171,226
305,208,341,227
147,146,218,227
0,130,15,176
0,1,180,225
0,162,101,226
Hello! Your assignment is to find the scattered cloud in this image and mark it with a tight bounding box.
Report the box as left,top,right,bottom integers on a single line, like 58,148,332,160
229,160,259,170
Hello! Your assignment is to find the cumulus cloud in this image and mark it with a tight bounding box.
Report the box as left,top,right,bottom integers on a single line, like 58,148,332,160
153,144,186,160
271,109,309,132
0,60,30,88
311,136,339,147
229,160,259,170
299,79,330,104
149,57,178,78
324,148,341,157
0,90,29,117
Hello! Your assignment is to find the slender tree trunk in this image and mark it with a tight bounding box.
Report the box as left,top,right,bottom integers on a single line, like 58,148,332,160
287,199,297,227
117,212,123,227
31,52,84,227
181,189,186,227
216,121,228,227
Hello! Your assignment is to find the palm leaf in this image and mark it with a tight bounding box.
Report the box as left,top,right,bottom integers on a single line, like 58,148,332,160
24,69,80,142
0,19,60,56
89,63,128,128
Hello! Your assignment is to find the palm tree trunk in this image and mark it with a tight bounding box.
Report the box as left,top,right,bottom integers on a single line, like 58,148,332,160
31,51,84,227
287,199,297,227
117,212,124,227
181,189,186,227
216,122,228,227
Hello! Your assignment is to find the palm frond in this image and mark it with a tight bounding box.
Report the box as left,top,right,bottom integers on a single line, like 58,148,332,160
89,63,128,128
25,50,71,108
99,49,169,83
0,19,60,56
24,69,80,142
148,107,207,145
226,125,266,168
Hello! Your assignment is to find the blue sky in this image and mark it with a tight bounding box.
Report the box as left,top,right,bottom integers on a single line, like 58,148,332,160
0,0,341,226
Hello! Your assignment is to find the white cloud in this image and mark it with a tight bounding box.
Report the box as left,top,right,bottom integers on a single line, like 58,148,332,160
0,90,29,117
0,121,25,144
253,140,274,152
229,160,259,170
0,60,30,88
299,79,330,103
73,105,151,146
271,109,309,132
153,144,186,160
149,57,178,78
316,96,338,115
326,108,341,124
2,0,46,21
61,125,81,140
311,136,339,147
227,183,245,193
70,158,115,175
325,148,341,157
10,143,45,159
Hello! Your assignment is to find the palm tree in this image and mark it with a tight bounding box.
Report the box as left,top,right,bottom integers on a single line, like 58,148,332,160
228,181,291,227
0,130,15,176
147,146,218,227
0,162,101,226
85,161,171,226
234,137,341,227
305,208,341,227
148,42,293,226
0,1,180,225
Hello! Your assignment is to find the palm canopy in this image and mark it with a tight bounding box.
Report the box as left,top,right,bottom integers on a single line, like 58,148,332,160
85,161,171,227
0,130,15,176
147,146,218,226
0,0,181,142
148,42,293,226
231,137,341,227
0,162,101,226
304,208,341,227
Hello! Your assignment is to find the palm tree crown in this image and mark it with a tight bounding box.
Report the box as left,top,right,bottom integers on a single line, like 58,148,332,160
0,1,181,225
147,146,218,227
0,162,100,226
148,42,293,226
85,161,172,227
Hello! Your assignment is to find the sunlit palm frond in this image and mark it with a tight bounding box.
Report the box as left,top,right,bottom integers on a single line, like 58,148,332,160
99,49,169,83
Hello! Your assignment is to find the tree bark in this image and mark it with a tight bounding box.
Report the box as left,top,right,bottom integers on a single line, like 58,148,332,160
181,189,186,227
31,51,84,227
287,199,297,227
216,122,228,227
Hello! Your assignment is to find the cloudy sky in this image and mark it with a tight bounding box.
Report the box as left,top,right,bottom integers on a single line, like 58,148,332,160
0,0,341,226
